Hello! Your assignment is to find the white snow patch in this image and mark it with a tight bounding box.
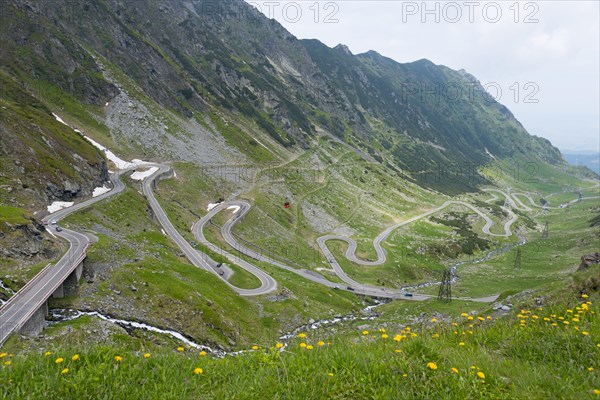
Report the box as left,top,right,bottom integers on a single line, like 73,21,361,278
130,167,159,181
52,113,68,126
227,206,240,214
485,148,497,160
47,201,74,213
92,185,112,198
84,136,138,170
207,202,222,211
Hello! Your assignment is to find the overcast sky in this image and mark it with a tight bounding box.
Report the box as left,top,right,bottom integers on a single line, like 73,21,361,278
245,1,599,152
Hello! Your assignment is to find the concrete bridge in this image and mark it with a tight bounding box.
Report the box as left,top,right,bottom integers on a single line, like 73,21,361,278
0,241,87,343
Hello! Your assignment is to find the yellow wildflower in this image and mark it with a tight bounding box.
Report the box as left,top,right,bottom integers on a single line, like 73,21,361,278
199,351,207,356
582,294,589,299
275,343,284,349
306,345,314,350
477,317,484,321
381,334,388,339
477,371,486,379
431,318,437,323
395,349,402,353
459,342,465,346
461,313,468,318
299,342,307,348
144,353,151,359
589,367,595,372
451,367,459,374
44,352,52,357
55,358,64,364
427,362,438,370
582,331,589,336
251,346,259,351
362,330,369,335
61,368,69,374
0,353,6,358
114,356,123,362
467,316,474,321
177,347,184,353
71,355,79,361
298,333,306,339
317,341,325,347
193,367,203,375
328,373,334,377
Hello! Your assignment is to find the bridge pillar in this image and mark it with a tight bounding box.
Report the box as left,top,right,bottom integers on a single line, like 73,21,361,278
19,301,48,337
52,284,64,299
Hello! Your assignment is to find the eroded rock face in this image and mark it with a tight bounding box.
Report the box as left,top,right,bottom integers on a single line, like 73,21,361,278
578,253,600,271
0,220,58,260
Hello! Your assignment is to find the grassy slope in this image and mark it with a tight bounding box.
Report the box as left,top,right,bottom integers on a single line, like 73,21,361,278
1,267,597,399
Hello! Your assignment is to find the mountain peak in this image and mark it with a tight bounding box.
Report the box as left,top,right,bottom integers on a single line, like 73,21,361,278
334,44,353,56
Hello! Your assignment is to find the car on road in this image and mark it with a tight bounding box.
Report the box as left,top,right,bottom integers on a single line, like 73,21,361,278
50,220,57,225
404,293,413,298
333,285,340,290
347,286,355,291
55,227,63,232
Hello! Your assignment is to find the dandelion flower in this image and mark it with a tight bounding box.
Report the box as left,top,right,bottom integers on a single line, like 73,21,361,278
432,334,440,338
563,321,570,325
199,351,207,356
328,373,334,377
44,352,52,357
251,346,259,351
298,333,306,339
470,365,477,370
395,349,402,353
451,367,459,374
71,355,79,361
317,341,325,347
55,358,64,364
427,362,438,370
487,316,493,320
177,347,185,353
4,361,11,366
114,356,123,362
567,309,573,314
306,345,314,350
379,328,386,333
477,317,484,321
589,367,595,372
381,334,388,339
593,389,600,395
61,368,69,374
582,294,589,299
362,330,369,335
582,331,589,336
193,367,203,375
459,342,465,346
402,373,408,378
431,318,437,323
467,316,474,321
477,371,486,379
275,343,284,349
0,353,6,358
394,335,402,342
299,342,307,348
144,353,151,359
461,313,468,318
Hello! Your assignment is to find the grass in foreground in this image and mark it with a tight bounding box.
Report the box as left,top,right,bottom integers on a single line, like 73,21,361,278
1,268,598,399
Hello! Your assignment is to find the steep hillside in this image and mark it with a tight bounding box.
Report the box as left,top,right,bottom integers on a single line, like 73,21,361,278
0,0,564,197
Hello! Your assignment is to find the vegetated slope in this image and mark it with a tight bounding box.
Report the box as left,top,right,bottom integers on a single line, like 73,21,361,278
0,72,108,210
1,266,597,399
1,0,564,198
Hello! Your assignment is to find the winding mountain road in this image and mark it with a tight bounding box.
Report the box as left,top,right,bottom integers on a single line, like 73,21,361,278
0,170,127,344
194,199,516,302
